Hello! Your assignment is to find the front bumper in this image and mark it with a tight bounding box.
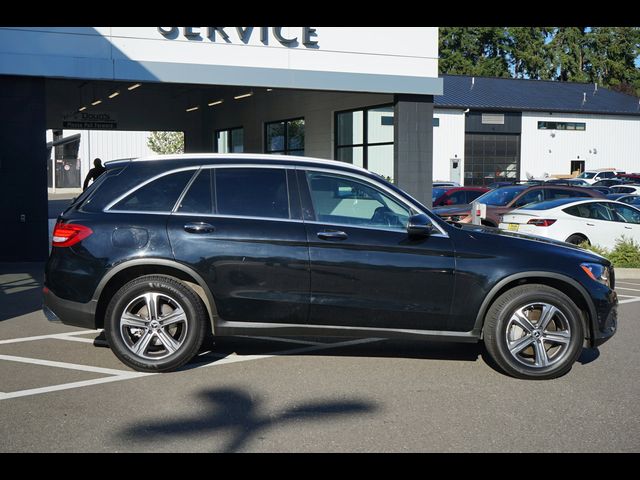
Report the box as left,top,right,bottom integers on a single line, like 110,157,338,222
42,287,97,329
590,289,617,347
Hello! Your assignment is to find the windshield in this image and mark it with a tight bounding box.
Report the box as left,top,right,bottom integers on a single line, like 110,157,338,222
577,172,596,179
474,186,527,206
432,188,449,202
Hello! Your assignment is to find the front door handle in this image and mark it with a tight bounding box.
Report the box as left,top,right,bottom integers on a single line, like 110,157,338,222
586,223,595,226
625,226,633,229
317,230,348,241
184,222,215,234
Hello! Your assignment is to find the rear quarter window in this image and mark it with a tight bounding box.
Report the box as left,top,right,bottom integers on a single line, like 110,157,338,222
110,170,195,212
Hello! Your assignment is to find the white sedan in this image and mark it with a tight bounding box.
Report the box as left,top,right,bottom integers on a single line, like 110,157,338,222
499,198,640,250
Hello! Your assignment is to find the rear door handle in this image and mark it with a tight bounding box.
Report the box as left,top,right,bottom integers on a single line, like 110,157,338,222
184,222,215,234
317,230,348,241
586,223,595,226
625,226,633,229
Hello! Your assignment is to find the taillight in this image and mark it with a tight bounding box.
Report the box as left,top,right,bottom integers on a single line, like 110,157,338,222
52,222,93,247
527,219,557,227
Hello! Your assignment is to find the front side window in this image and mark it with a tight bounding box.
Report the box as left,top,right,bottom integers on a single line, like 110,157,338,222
306,172,410,230
609,203,640,224
265,118,305,155
512,189,544,208
216,168,289,219
111,170,195,212
545,188,590,200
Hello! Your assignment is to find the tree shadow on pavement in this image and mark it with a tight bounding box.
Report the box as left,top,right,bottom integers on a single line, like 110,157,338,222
118,387,376,452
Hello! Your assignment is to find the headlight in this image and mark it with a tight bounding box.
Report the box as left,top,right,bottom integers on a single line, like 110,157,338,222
580,263,611,287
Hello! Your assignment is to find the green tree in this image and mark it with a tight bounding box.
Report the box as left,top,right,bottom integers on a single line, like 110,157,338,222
586,27,640,95
439,27,511,77
147,131,184,154
506,27,553,79
546,27,590,82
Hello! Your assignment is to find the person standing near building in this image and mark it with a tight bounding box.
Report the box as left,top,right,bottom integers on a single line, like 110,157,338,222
83,158,106,190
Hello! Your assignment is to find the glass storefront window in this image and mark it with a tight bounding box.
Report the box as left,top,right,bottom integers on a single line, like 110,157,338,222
335,104,394,182
215,127,244,153
265,118,305,155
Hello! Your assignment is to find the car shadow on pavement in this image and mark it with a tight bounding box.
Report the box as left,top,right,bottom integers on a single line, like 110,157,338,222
195,336,483,364
0,262,44,322
118,387,376,452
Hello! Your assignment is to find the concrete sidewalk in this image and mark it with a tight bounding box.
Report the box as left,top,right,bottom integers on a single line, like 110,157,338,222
615,268,640,280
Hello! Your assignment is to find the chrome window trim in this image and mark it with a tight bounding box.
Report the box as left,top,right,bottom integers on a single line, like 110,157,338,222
104,166,200,212
172,167,204,214
169,212,304,223
101,161,449,238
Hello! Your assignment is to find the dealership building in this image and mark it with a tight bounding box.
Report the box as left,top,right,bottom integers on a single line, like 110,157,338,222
1,27,639,261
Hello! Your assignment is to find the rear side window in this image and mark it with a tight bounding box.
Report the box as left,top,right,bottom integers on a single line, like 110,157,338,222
466,190,485,203
215,168,290,219
546,188,590,200
177,169,214,214
564,203,612,221
513,189,544,208
111,170,195,212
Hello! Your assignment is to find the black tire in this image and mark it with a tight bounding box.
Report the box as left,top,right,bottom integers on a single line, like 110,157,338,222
483,284,584,380
104,275,207,372
566,234,590,246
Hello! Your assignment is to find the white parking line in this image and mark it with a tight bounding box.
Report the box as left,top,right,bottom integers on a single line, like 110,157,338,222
0,337,384,401
619,297,640,304
616,286,640,292
0,354,146,376
0,329,102,345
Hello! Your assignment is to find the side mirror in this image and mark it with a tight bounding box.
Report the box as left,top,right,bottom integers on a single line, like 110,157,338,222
407,213,434,237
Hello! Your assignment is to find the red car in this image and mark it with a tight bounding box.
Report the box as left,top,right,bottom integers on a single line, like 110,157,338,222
432,186,489,207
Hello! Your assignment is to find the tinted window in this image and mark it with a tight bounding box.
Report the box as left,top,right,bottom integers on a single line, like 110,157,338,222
475,186,527,206
545,188,590,200
609,203,640,224
112,170,194,212
564,202,612,221
216,168,289,219
306,172,410,230
177,169,213,214
611,186,635,194
512,189,544,208
466,190,486,203
432,188,450,203
620,196,640,206
445,190,467,205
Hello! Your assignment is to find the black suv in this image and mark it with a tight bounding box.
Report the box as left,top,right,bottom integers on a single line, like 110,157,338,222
44,154,618,379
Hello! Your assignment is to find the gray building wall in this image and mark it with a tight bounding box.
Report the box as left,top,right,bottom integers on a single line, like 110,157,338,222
0,76,48,260
207,89,393,158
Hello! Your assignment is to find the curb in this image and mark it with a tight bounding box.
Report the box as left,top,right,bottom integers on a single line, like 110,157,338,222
615,268,640,280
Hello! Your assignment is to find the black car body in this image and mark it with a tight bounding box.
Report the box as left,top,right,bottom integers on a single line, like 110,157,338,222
44,154,618,379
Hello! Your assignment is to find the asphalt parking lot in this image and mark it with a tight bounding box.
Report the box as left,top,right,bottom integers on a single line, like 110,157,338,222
1,263,639,452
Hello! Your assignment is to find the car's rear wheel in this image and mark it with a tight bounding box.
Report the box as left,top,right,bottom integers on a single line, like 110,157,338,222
566,234,590,246
483,284,584,380
104,275,207,372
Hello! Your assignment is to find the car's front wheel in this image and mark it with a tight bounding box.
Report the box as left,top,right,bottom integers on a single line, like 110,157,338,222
104,275,207,372
483,284,584,380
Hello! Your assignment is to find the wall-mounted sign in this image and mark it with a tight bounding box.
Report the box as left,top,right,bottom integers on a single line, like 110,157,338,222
62,111,117,130
157,27,319,48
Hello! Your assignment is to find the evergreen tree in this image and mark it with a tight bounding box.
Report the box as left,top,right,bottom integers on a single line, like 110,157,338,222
586,27,640,94
547,27,590,82
439,27,510,77
506,27,553,79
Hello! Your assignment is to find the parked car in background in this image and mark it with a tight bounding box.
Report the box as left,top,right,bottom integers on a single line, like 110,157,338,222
544,178,591,186
592,179,628,187
585,186,613,195
576,170,618,185
609,185,640,195
433,181,460,187
617,173,640,183
487,180,541,189
499,198,640,249
606,194,640,207
432,186,489,207
43,154,617,380
434,185,604,227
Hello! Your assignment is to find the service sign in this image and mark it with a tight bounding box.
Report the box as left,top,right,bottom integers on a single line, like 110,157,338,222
63,111,117,130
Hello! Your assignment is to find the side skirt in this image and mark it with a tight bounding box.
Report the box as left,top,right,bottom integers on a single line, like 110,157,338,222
214,320,480,343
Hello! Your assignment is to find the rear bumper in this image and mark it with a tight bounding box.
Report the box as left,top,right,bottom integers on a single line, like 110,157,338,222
42,287,97,329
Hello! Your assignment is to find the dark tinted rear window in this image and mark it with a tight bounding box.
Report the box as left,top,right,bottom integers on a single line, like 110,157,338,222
112,170,195,212
215,168,289,219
